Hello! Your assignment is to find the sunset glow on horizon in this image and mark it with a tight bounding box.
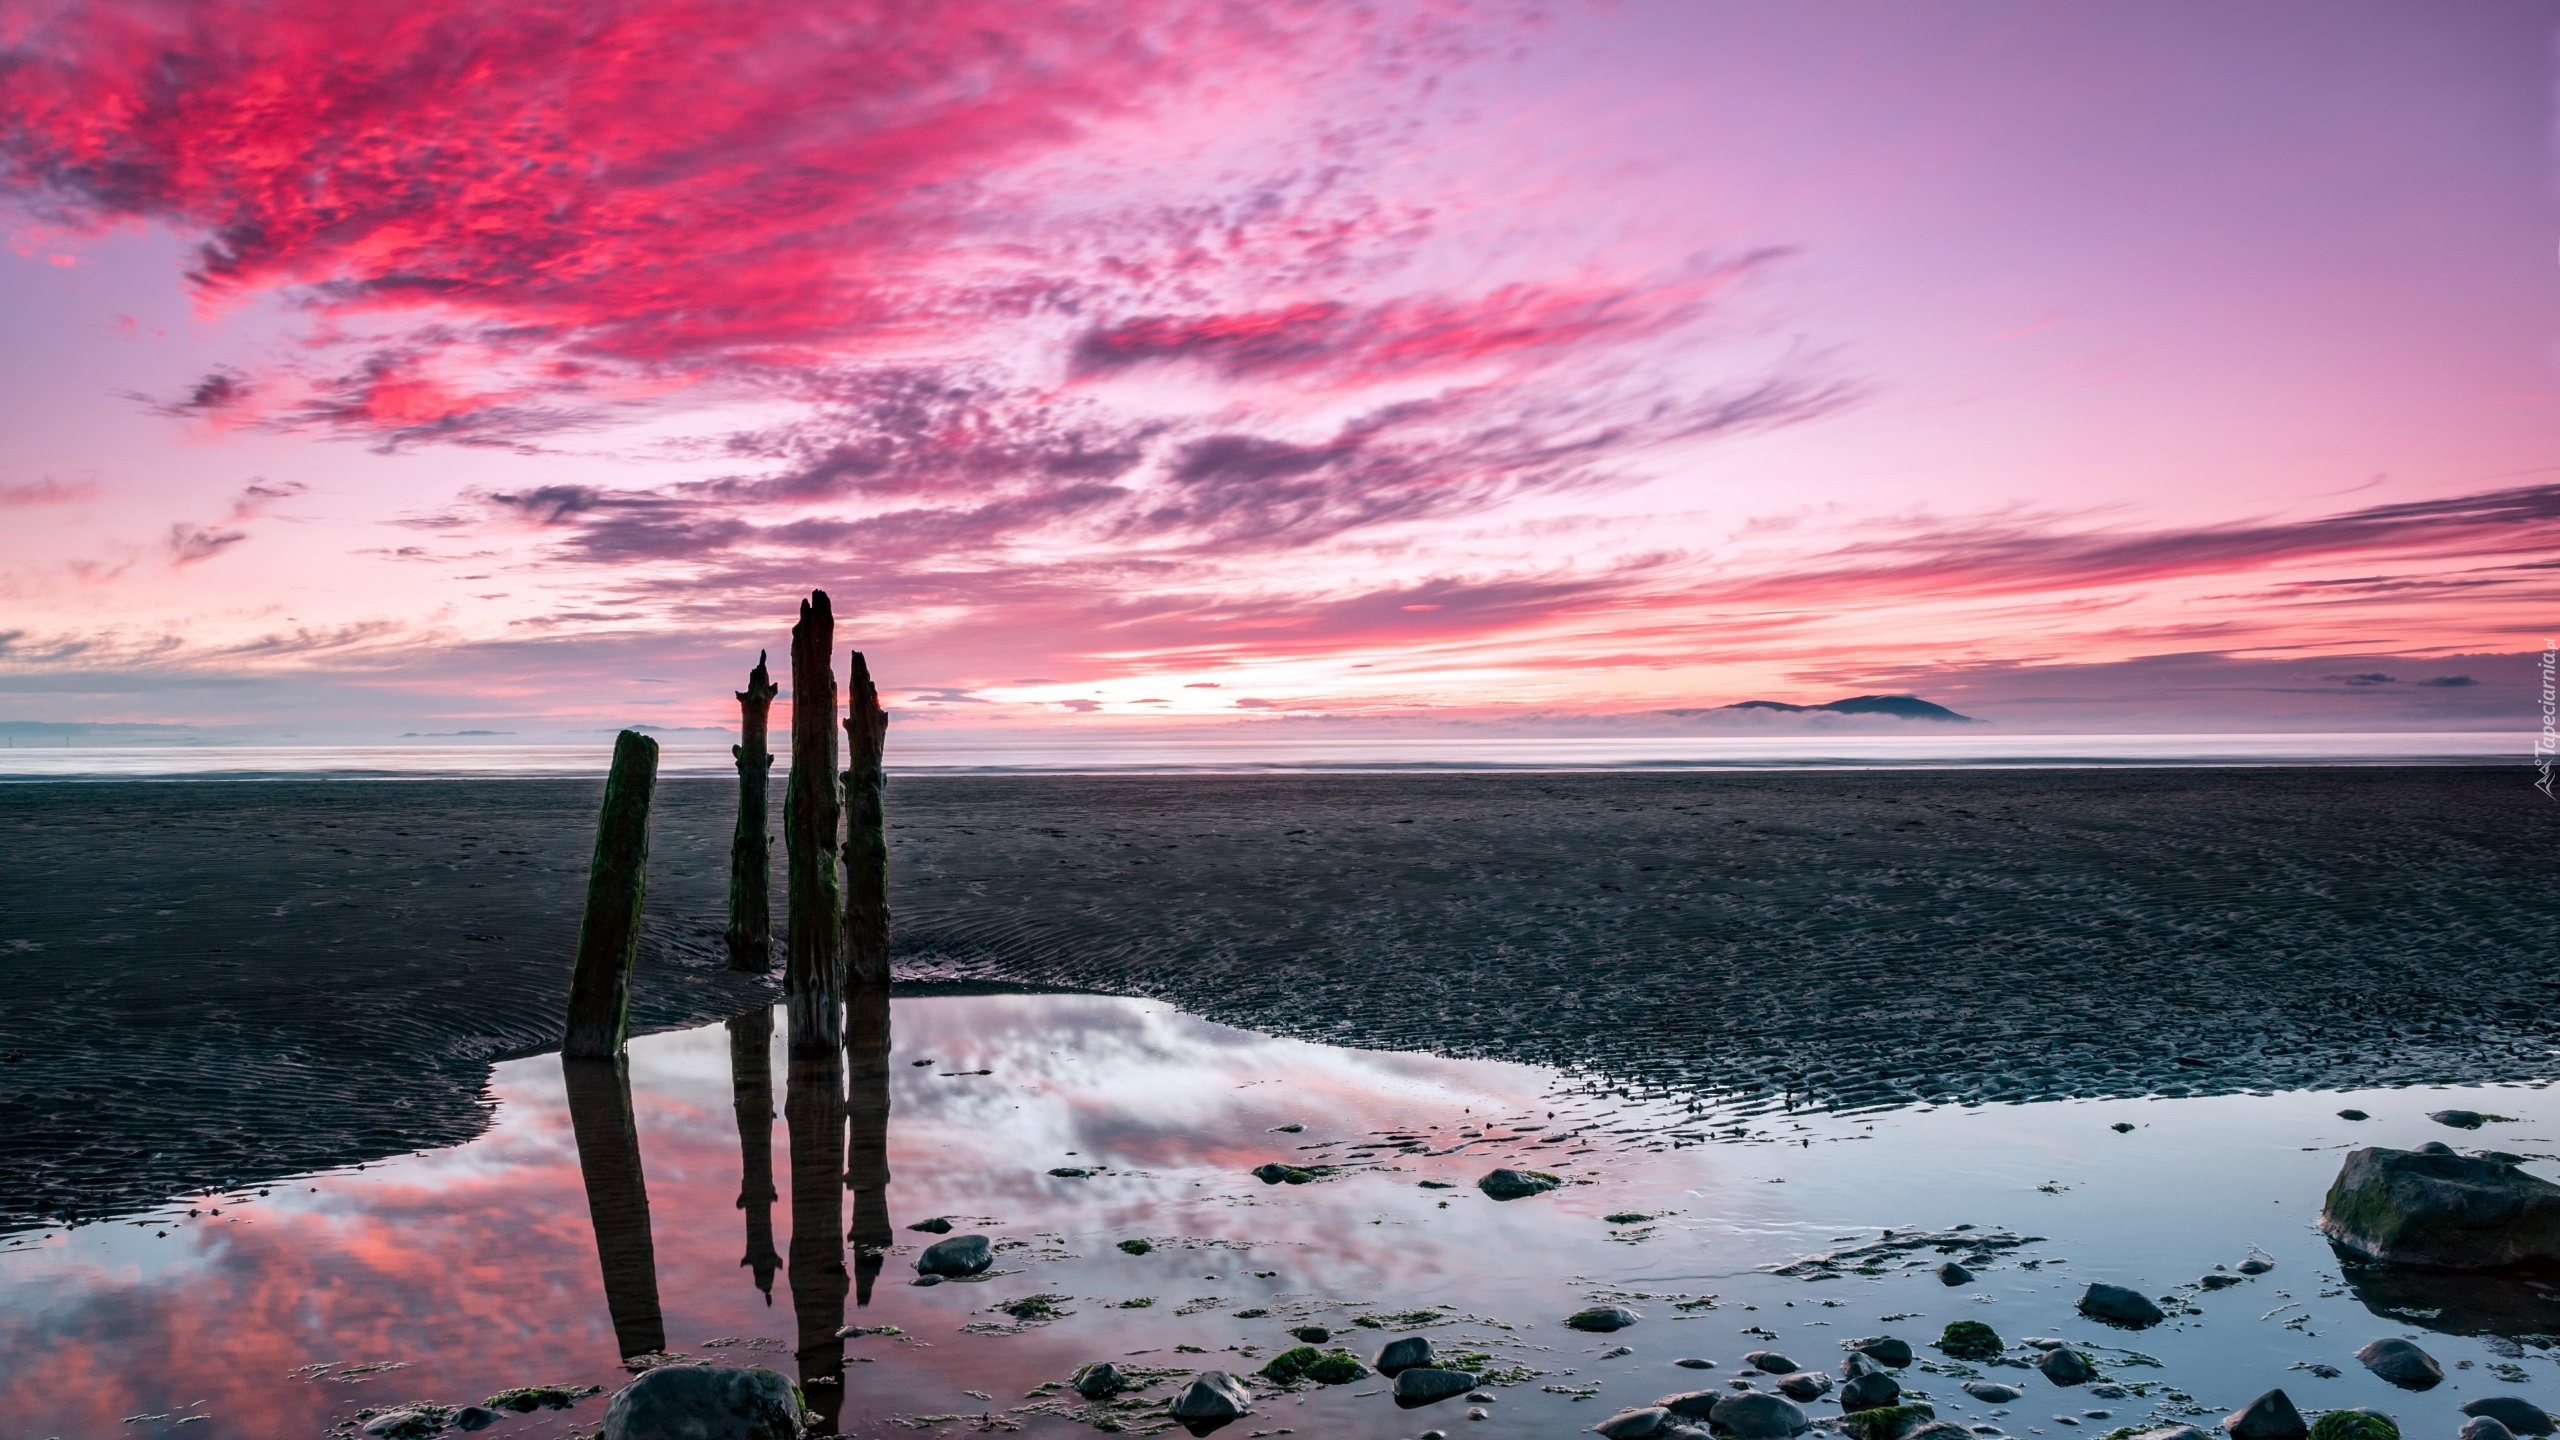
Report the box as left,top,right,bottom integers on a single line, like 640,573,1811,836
2,0,2553,741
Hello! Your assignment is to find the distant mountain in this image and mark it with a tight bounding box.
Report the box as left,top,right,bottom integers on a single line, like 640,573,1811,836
1720,694,1977,722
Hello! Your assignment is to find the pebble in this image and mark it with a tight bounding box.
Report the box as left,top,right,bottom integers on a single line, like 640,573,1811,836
1168,1372,1252,1424
2236,1258,2273,1274
2087,1385,2128,1400
1594,1407,1676,1439
2077,1282,2166,1329
1376,1336,1436,1376
1840,1373,1902,1411
2430,1109,2488,1129
1568,1305,1643,1333
1469,1407,1490,1422
1073,1363,1127,1399
1674,1358,1718,1370
1937,1261,1974,1286
2461,1399,2556,1437
1477,1167,1564,1200
2223,1389,2308,1440
1293,1326,1333,1344
1964,1384,2025,1404
2464,1421,2520,1440
1394,1368,1481,1408
2337,1109,2368,1121
2038,1348,2095,1386
1746,1350,1798,1373
452,1408,502,1434
1708,1392,1810,1438
1659,1391,1722,1418
1776,1372,1834,1401
915,1233,993,1278
1844,1336,1915,1368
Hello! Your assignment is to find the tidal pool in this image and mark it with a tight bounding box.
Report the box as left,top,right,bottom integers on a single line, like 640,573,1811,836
2,990,2552,1440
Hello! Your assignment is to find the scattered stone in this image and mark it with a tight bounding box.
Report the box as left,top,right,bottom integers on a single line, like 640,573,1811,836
1568,1305,1643,1333
2461,1399,2556,1437
909,1216,954,1233
916,1233,993,1277
1377,1336,1437,1375
1271,1123,1304,1132
1708,1391,1810,1438
1168,1372,1252,1425
1843,1353,1888,1380
1843,1404,1940,1440
1845,1337,1915,1368
599,1365,802,1440
2021,1338,2068,1351
1937,1262,1975,1286
912,1275,943,1287
1050,1166,1093,1178
362,1413,433,1438
1603,1345,1637,1360
487,1386,601,1413
1963,1384,2024,1405
2430,1110,2489,1129
1608,1212,1657,1224
1660,1391,1722,1418
1292,1326,1333,1344
1843,1374,1904,1411
1075,1363,1129,1399
1478,1168,1564,1200
2322,1147,2560,1269
1595,1407,1675,1438
1746,1351,1799,1373
1119,1238,1153,1255
1906,1424,1977,1440
1470,1407,1490,1422
1395,1368,1479,1409
2111,1123,2136,1134
2038,1349,2095,1387
1777,1373,1834,1401
2222,1389,2307,1440
2351,1338,2441,1391
1260,1347,1366,1386
452,1408,501,1434
2088,1386,2129,1401
2464,1421,2519,1440
2305,1412,2397,1440
2237,1258,2274,1275
2131,1428,2216,1440
1251,1163,1317,1185
2199,1273,2243,1291
2337,1110,2368,1122
2078,1283,2166,1329
1675,1358,1717,1370
1938,1322,2003,1360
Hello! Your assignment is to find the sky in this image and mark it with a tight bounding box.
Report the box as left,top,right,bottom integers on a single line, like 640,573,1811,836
0,0,2554,742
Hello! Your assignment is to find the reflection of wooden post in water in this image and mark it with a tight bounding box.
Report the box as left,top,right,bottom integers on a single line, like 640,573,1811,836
726,652,780,972
728,1007,781,1302
841,650,890,986
564,731,658,1059
785,1031,849,1432
562,1056,667,1358
784,593,843,1052
845,981,894,1306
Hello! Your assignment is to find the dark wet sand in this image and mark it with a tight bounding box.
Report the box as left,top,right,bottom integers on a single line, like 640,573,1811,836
1,767,2550,1229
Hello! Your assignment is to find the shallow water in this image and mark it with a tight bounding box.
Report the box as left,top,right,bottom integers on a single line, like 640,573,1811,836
2,992,2553,1440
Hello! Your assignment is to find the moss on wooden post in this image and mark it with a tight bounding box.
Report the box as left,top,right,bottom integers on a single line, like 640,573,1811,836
725,651,780,971
841,650,891,987
564,729,658,1060
784,593,843,1051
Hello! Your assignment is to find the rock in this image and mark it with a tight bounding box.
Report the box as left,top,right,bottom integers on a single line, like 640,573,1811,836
1842,1373,1903,1411
1568,1305,1642,1332
1937,1321,2002,1360
2430,1110,2488,1129
453,1409,502,1434
2338,1110,2367,1121
2321,1146,2560,1269
362,1414,433,1438
1478,1167,1564,1200
1845,1336,1915,1368
909,1216,954,1233
2221,1389,2307,1440
1676,1358,1718,1370
2130,1427,2216,1440
2305,1411,2397,1440
911,1274,942,1287
2078,1282,2165,1329
916,1233,993,1277
1708,1391,1809,1438
1746,1351,1799,1373
1395,1368,1479,1409
1936,1261,1974,1286
1660,1391,1722,1418
2022,1337,2068,1351
600,1365,803,1440
1074,1363,1128,1399
1845,1404,1939,1440
1470,1408,1490,1422
1376,1336,1437,1376
1963,1384,2024,1404
2464,1421,2519,1440
1906,1424,1977,1440
1272,1122,1304,1132
1049,1166,1092,1178
1776,1373,1834,1401
2037,1349,2095,1386
2351,1338,2440,1390
2461,1400,2556,1437
1595,1407,1676,1438
2237,1258,2273,1274
1168,1372,1252,1425
1251,1162,1314,1185
2088,1386,2129,1401
2111,1123,2136,1133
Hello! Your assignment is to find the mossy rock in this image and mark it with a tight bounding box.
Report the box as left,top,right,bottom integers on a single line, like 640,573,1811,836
1478,1168,1564,1200
1117,1238,1153,1255
1843,1403,1938,1440
486,1385,601,1413
2308,1412,2399,1440
1259,1346,1367,1385
1936,1320,2003,1360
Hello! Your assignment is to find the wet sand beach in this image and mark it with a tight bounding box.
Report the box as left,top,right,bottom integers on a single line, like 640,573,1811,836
0,766,2550,1232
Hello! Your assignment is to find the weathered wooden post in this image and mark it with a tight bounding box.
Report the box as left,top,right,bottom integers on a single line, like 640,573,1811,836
564,729,658,1059
726,652,780,971
783,593,843,1051
842,650,890,988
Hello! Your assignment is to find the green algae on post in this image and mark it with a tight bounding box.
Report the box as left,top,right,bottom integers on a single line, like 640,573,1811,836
563,729,657,1060
725,650,779,972
783,592,843,1052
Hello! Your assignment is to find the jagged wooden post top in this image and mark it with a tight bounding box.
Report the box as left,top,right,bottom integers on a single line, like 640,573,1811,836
783,591,844,1051
842,649,890,988
564,728,659,1059
725,650,779,972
